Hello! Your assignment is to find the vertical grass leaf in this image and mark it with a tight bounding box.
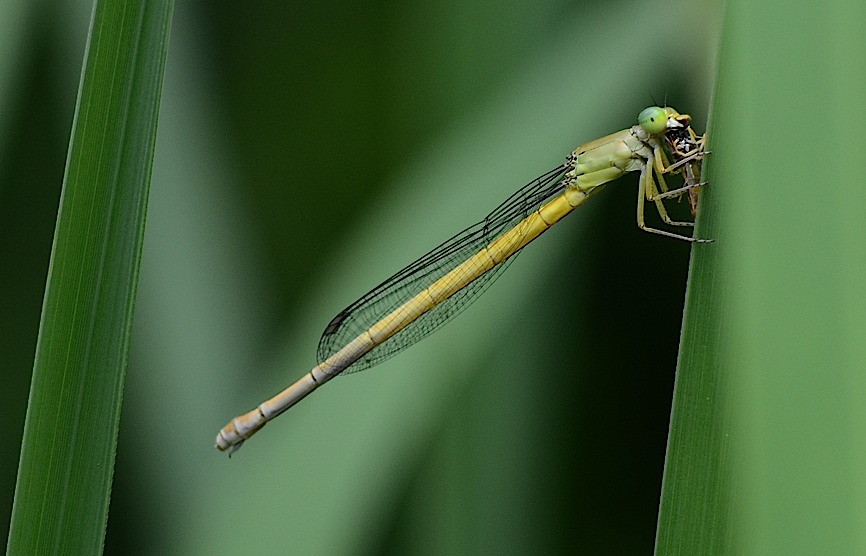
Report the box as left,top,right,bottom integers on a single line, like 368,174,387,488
7,0,173,552
657,0,866,553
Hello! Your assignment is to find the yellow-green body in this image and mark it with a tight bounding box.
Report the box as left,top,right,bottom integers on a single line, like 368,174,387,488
216,107,706,453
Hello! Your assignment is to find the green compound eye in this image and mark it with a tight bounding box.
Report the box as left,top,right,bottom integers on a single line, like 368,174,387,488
638,106,667,135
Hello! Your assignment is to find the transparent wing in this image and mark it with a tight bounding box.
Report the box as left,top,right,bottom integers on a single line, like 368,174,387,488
317,163,570,374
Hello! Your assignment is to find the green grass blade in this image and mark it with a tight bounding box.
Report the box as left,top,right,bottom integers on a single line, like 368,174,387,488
6,1,173,553
656,0,866,553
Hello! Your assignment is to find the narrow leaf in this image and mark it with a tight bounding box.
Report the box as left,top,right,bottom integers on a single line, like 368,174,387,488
7,1,173,552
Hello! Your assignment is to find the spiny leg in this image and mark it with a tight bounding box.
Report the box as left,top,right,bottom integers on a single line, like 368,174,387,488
651,143,700,204
660,141,709,194
636,161,708,242
654,146,672,195
663,146,707,175
649,156,695,227
652,180,707,201
653,143,707,201
662,142,709,214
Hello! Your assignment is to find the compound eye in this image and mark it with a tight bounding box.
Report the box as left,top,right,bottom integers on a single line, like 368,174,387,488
638,106,667,135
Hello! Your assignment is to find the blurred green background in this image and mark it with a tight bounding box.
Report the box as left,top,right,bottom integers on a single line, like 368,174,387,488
1,0,720,553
